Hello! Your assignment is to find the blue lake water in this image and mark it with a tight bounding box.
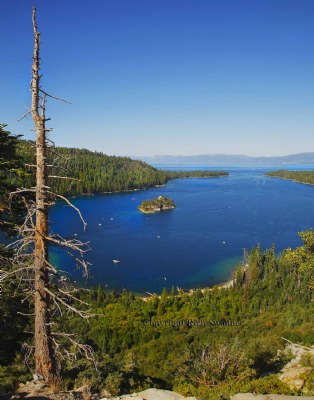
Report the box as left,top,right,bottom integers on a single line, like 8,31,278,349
49,165,314,294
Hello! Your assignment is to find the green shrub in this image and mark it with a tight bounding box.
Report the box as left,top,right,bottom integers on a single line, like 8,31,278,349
300,369,314,394
300,353,314,368
0,358,31,392
240,375,293,395
104,372,123,396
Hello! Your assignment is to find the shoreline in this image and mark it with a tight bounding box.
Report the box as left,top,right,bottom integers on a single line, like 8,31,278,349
265,174,314,187
140,276,235,302
67,186,156,199
60,173,229,199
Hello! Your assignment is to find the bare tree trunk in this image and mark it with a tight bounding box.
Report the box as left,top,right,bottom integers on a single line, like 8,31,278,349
0,5,93,387
31,6,58,385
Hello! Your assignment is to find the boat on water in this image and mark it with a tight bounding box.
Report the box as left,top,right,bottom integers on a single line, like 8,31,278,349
112,259,120,264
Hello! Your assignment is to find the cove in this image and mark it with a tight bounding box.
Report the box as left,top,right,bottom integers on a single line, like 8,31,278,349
49,165,314,294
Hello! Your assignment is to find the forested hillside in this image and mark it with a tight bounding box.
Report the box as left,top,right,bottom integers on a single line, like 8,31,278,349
265,170,314,185
1,233,313,398
1,131,313,398
15,141,228,196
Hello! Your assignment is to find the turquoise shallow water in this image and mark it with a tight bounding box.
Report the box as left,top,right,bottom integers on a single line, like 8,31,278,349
48,164,314,293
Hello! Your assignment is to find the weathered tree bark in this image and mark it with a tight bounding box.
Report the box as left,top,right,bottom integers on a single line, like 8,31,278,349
0,6,94,388
31,6,58,385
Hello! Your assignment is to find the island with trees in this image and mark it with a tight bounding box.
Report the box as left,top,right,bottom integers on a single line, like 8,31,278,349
265,170,314,185
138,195,176,213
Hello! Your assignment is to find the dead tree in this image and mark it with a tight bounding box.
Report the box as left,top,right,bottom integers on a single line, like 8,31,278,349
0,6,94,388
31,7,57,384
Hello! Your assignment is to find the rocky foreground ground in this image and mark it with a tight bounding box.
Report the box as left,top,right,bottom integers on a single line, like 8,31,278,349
104,389,314,400
5,386,314,400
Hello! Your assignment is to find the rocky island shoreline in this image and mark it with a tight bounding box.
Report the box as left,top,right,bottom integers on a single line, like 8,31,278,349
138,196,176,214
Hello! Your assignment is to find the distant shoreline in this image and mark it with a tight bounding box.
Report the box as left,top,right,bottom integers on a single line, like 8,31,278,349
67,174,228,199
140,276,234,301
265,174,314,187
141,153,314,165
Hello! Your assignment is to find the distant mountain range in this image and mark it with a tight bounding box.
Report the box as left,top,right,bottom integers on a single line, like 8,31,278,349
139,153,314,165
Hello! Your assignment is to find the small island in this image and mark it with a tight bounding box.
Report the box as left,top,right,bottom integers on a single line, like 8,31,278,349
138,195,176,214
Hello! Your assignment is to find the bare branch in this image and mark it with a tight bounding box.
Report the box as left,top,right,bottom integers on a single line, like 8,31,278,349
52,297,63,317
22,343,35,370
18,110,31,122
46,191,87,230
45,136,54,146
44,146,71,161
21,290,35,304
48,175,80,181
9,188,36,200
40,89,72,105
74,257,91,279
57,288,89,306
47,164,68,172
281,337,313,351
44,287,93,319
44,260,58,274
0,266,34,283
17,312,35,316
51,332,96,367
46,235,89,254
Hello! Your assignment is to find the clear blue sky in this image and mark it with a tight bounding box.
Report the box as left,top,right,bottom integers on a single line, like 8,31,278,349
1,0,314,156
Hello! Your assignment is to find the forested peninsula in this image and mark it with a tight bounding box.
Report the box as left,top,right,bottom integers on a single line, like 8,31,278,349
15,141,228,196
265,170,314,185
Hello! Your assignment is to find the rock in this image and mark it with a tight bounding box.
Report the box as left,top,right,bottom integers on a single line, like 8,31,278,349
136,388,197,400
278,342,314,391
107,389,197,400
117,397,143,400
74,385,91,393
100,389,112,398
232,394,314,400
33,382,46,391
33,373,40,382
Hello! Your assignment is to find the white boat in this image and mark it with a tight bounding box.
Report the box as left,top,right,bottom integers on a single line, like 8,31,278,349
112,259,120,264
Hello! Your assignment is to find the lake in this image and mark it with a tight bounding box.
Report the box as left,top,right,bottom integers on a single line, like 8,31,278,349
49,164,314,294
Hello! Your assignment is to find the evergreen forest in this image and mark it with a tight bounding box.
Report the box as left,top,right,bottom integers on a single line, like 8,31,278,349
265,170,314,185
1,235,314,398
14,140,228,196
